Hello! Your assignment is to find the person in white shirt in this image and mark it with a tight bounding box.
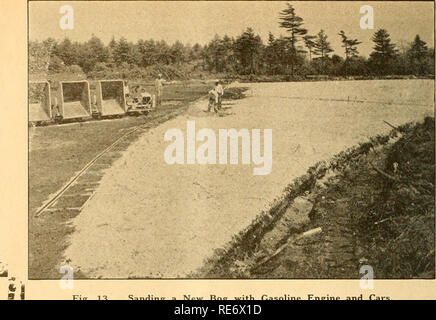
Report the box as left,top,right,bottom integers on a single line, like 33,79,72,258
124,80,130,96
155,74,164,107
215,81,224,109
207,88,219,113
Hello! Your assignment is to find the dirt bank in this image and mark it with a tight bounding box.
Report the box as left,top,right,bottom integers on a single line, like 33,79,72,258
198,117,435,279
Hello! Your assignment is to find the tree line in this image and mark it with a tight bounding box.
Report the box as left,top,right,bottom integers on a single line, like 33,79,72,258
29,3,434,79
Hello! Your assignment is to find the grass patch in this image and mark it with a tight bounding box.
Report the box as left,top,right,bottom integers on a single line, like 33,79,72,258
29,83,212,279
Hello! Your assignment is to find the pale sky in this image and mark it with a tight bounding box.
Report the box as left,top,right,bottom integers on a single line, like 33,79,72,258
29,1,434,57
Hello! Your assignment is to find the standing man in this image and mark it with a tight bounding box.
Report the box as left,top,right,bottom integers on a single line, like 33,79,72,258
124,80,130,97
155,73,164,107
207,87,219,113
215,81,224,110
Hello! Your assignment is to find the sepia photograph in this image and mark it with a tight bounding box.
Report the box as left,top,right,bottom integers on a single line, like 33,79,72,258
27,0,434,281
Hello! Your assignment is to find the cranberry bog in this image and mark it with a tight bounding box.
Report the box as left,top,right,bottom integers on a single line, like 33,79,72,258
29,80,434,279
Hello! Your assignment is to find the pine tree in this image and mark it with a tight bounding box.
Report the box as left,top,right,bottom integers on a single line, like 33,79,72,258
408,35,428,75
221,35,236,72
234,28,263,75
56,38,76,66
338,30,361,59
106,36,117,64
113,37,129,64
312,30,334,74
369,29,398,75
208,34,224,73
265,32,277,73
279,3,307,74
303,34,316,61
313,30,334,59
338,30,361,75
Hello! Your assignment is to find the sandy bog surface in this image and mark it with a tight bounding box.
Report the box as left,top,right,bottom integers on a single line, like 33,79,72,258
65,79,434,278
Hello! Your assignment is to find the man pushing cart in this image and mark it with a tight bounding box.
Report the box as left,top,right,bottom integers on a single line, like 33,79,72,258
207,81,224,113
207,86,219,113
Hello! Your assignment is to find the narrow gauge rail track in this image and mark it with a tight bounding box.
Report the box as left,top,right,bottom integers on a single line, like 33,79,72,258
34,109,184,217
